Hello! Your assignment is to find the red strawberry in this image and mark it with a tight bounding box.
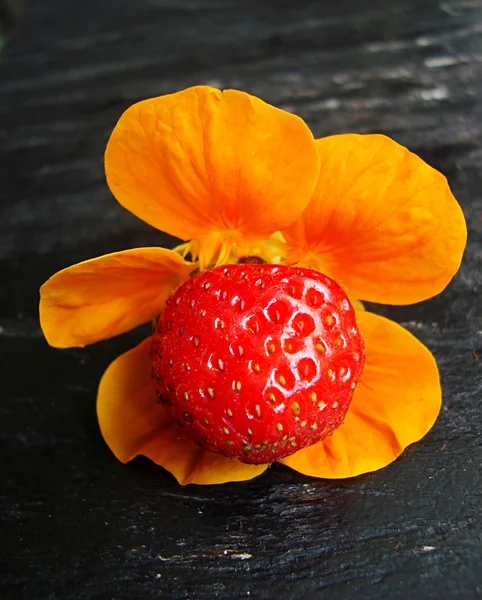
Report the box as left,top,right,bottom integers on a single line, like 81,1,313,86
151,263,365,464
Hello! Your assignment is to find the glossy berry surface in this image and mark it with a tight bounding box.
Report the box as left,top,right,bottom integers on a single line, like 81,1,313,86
151,264,365,464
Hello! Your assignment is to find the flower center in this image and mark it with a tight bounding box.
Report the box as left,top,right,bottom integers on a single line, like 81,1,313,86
174,230,282,270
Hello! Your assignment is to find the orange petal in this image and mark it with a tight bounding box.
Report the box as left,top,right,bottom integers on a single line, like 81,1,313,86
280,312,441,478
105,86,320,264
282,134,467,304
350,298,365,312
40,248,193,348
97,337,268,485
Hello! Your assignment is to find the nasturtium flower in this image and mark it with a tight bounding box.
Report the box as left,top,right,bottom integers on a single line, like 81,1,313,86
39,86,466,485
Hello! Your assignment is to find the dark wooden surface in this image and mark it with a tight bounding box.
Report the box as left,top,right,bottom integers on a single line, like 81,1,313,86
1,1,481,598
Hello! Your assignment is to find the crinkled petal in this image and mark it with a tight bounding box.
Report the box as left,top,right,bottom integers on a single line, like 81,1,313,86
280,312,441,478
97,337,268,485
282,134,467,304
40,248,193,348
105,86,320,263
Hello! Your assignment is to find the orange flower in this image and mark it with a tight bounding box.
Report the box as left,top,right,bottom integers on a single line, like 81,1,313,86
39,86,467,485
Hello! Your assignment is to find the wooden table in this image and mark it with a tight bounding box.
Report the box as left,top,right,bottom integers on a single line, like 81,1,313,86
1,1,481,598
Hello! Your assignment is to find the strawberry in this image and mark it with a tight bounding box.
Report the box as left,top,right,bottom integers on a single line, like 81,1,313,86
151,263,365,464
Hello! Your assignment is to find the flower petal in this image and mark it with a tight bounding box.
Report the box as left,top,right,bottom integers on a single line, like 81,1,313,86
105,86,320,263
282,134,467,304
280,312,441,478
97,337,268,485
350,298,365,312
40,248,193,348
